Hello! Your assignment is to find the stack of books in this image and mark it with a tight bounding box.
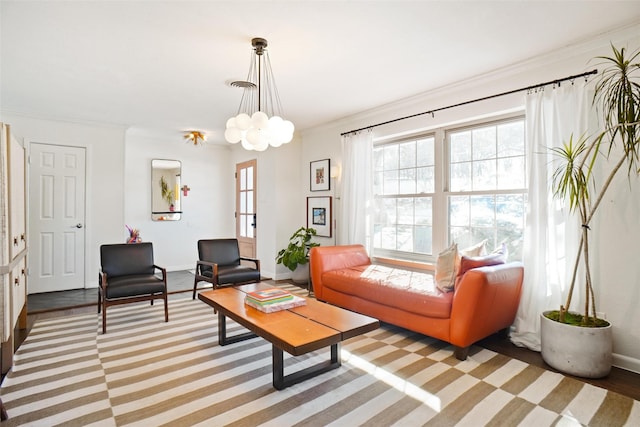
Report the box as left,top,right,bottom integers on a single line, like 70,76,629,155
245,288,306,313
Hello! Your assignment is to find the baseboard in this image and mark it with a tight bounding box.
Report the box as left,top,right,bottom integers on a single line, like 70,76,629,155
613,353,640,375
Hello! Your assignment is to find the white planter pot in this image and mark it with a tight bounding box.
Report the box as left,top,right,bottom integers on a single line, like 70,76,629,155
540,311,612,378
291,264,309,284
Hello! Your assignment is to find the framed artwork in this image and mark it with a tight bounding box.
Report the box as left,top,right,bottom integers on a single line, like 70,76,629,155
307,196,332,237
310,158,331,191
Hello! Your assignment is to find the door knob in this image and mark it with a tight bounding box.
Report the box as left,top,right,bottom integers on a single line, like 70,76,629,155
75,223,83,229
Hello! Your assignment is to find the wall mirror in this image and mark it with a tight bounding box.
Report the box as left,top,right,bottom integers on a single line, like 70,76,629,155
151,159,182,221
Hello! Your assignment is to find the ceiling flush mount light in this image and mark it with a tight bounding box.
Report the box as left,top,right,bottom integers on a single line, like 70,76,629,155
184,131,207,145
224,37,294,151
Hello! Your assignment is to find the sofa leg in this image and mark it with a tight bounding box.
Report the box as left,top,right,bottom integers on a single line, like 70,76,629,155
454,346,469,361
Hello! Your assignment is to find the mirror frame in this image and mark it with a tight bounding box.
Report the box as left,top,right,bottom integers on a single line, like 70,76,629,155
151,159,182,221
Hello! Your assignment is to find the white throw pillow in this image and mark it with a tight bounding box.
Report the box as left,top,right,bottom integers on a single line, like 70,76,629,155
435,243,458,292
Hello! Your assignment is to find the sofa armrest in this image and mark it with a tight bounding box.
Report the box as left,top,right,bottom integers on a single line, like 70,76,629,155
449,262,524,349
310,245,371,300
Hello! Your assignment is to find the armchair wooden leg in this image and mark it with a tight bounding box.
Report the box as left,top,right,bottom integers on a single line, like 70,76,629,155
102,304,107,334
164,296,169,322
193,277,198,300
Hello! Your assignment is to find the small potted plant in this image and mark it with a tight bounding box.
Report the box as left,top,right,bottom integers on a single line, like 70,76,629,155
276,227,320,283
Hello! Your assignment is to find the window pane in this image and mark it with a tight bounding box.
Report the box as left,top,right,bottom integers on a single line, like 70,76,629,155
373,147,384,171
397,198,414,224
240,168,247,191
383,170,399,195
246,215,254,238
247,190,254,212
450,131,471,162
472,127,496,160
415,197,432,226
497,156,525,189
498,121,525,157
399,169,416,194
246,166,253,190
417,137,434,166
417,166,434,193
470,195,495,227
384,145,399,170
383,198,397,224
397,225,413,252
415,225,432,254
240,214,247,236
399,141,416,169
472,159,496,191
240,191,246,213
381,226,396,250
450,162,471,192
449,196,469,227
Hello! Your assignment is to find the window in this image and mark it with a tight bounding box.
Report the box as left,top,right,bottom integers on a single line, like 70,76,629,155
372,116,526,263
373,136,435,260
447,119,526,259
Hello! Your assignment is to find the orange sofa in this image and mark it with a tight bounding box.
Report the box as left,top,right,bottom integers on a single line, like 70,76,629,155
310,245,524,360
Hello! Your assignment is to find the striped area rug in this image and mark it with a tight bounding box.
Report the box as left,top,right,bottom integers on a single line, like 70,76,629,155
1,284,639,426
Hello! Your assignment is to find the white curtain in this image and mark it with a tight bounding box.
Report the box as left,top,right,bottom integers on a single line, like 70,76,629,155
337,129,373,249
510,81,594,351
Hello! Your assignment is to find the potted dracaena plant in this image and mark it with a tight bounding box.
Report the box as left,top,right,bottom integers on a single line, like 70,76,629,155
541,44,640,378
276,226,320,284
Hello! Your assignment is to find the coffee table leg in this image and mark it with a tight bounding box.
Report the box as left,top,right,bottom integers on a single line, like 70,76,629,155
218,312,257,346
272,343,341,390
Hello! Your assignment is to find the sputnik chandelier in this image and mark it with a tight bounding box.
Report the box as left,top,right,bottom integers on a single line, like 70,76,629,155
224,37,294,151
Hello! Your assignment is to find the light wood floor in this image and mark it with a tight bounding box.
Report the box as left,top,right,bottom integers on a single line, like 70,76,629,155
17,272,640,402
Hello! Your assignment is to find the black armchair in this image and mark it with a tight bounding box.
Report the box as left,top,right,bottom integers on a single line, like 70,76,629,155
99,242,168,334
192,238,261,299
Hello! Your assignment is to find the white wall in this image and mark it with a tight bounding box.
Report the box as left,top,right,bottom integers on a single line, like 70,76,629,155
124,128,234,271
0,113,127,290
300,24,640,372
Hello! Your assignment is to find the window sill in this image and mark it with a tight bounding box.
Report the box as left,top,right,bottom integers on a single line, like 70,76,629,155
372,256,435,272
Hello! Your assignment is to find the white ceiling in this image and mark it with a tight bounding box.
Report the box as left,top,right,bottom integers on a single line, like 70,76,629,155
2,1,640,144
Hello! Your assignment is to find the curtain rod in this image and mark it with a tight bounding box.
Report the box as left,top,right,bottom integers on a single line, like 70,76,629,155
340,69,598,136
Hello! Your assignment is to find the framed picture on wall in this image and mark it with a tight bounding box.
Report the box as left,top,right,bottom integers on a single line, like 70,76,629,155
307,196,332,237
310,158,331,191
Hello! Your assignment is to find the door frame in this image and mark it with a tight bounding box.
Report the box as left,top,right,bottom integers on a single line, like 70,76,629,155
235,159,257,259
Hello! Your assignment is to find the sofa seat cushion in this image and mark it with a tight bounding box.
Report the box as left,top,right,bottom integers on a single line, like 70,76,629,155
321,265,453,318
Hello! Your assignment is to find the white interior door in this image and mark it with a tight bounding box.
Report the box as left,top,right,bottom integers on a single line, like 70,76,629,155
29,143,86,293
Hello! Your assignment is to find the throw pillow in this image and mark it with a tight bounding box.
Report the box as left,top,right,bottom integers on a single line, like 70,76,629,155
455,243,508,286
455,239,488,272
435,243,458,292
459,239,487,258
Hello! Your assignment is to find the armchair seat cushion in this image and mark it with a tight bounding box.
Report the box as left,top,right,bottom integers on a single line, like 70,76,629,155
105,274,166,299
217,265,262,285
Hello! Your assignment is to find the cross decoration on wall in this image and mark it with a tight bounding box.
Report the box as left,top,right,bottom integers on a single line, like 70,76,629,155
182,185,191,197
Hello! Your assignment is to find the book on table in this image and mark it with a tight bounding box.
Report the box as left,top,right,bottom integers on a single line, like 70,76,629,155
246,288,293,304
245,295,306,313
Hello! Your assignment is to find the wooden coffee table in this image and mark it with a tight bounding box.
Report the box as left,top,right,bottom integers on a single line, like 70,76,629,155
198,282,379,390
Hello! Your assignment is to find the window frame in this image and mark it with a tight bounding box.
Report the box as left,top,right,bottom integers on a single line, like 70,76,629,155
371,112,526,265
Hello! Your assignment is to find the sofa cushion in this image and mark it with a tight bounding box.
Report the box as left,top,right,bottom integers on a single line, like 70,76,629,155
321,264,453,318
